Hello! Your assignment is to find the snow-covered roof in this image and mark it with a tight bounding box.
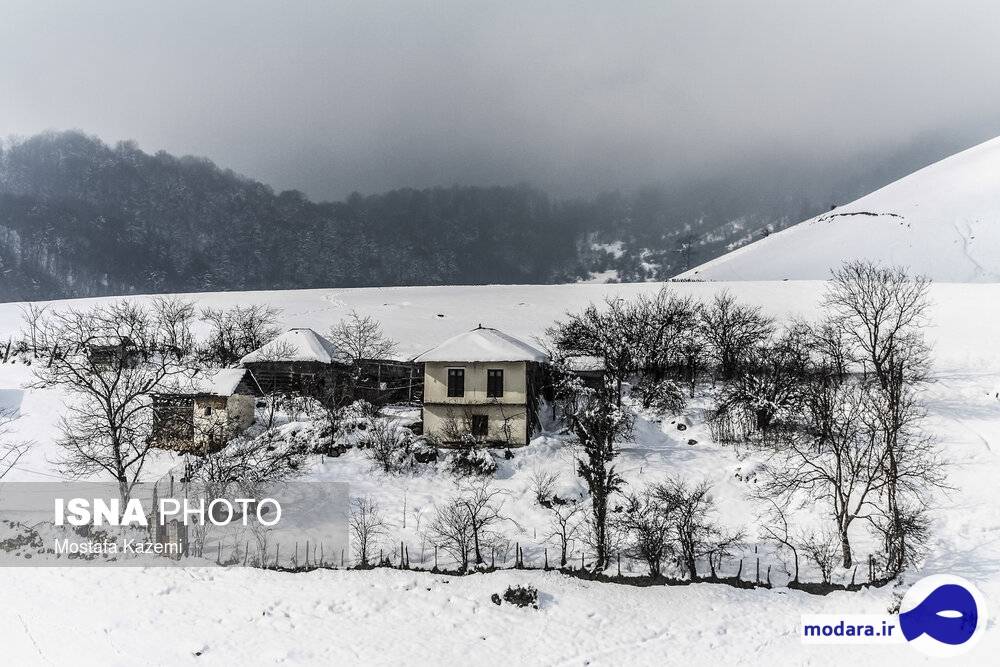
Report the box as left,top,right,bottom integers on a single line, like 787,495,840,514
191,368,255,396
153,368,259,397
240,328,345,365
412,326,549,363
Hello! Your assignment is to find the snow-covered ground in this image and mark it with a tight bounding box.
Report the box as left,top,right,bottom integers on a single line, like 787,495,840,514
1,280,999,665
679,134,1000,282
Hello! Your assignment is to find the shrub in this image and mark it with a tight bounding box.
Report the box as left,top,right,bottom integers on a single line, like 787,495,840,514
502,584,539,608
633,377,686,415
447,445,497,477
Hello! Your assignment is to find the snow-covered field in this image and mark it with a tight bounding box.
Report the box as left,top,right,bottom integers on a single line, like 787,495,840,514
1,280,999,665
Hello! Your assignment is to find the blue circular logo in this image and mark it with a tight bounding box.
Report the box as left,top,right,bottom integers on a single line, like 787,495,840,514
900,575,988,657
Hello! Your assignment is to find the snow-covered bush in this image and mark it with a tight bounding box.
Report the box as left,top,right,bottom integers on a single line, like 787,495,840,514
632,377,686,415
411,438,438,463
446,444,497,477
364,420,417,474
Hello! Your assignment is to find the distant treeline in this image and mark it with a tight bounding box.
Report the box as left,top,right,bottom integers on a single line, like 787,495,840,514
0,130,959,301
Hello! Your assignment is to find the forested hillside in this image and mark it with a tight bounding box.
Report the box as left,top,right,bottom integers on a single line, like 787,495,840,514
0,131,960,301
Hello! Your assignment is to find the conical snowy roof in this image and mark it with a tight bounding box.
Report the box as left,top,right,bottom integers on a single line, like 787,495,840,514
413,326,548,363
240,328,346,364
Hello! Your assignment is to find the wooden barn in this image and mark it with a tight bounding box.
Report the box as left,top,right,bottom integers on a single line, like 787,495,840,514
239,328,351,397
413,326,549,447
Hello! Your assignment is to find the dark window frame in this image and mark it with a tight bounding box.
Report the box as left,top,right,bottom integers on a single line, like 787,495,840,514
486,368,504,398
447,368,465,397
471,414,489,437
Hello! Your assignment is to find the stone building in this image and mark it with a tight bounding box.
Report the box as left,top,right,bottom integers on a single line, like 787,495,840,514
151,368,261,453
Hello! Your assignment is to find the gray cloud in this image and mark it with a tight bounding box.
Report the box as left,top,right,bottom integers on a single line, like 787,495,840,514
2,0,999,199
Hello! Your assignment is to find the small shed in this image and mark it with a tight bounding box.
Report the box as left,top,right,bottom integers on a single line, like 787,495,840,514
239,328,350,397
151,368,262,453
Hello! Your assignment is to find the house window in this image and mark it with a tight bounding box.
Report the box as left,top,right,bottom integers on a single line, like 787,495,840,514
486,369,504,398
204,406,213,416
471,414,489,438
447,368,465,397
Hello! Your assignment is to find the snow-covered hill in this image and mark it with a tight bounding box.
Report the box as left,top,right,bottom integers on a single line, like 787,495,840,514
679,136,1000,281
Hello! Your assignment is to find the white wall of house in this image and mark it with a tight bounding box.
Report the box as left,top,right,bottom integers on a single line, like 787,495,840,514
422,361,530,445
423,361,527,404
192,394,256,447
423,403,529,446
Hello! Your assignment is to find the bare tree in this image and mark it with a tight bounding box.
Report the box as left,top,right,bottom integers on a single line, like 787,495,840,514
364,420,414,474
0,408,31,480
349,496,387,566
716,328,809,437
151,296,196,360
528,467,559,505
760,499,801,584
31,302,190,503
800,529,840,585
328,310,396,361
199,304,281,367
546,500,584,568
632,288,701,383
18,302,49,356
429,496,475,571
548,297,643,403
700,291,774,381
759,380,887,568
615,489,672,577
825,260,937,574
458,480,511,566
652,477,743,580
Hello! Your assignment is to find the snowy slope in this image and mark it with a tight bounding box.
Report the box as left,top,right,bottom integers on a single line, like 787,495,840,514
679,136,1000,281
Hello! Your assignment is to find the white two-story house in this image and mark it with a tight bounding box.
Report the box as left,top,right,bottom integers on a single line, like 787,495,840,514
413,326,549,446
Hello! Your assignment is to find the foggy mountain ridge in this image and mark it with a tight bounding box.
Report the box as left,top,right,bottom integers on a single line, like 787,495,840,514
0,129,974,302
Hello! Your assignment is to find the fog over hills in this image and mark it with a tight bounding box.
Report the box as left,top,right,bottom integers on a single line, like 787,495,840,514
0,129,981,302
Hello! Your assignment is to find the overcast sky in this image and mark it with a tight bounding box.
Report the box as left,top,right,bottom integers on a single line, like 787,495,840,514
2,1,1000,200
